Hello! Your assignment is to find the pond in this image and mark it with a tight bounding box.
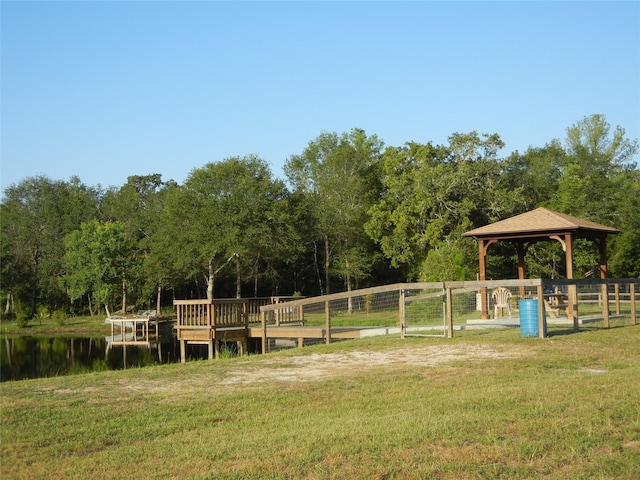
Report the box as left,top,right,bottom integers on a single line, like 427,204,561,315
0,334,214,382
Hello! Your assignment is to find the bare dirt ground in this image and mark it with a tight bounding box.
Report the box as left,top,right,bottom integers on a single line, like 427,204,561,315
47,343,529,400
219,344,526,386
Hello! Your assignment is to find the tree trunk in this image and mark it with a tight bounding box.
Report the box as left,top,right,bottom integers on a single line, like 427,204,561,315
156,283,162,315
207,258,215,301
4,292,14,315
235,255,241,298
30,258,39,319
324,236,331,295
346,262,353,314
121,275,127,313
313,241,323,296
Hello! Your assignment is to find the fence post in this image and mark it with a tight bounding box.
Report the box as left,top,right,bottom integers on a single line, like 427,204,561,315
537,284,546,338
569,284,579,332
399,289,406,339
630,283,636,325
445,286,453,338
261,311,267,355
325,301,331,345
602,283,610,328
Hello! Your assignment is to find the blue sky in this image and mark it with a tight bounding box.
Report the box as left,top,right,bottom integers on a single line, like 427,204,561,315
2,1,639,193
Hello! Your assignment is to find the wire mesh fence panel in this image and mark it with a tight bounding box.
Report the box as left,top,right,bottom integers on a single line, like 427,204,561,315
403,287,446,337
540,279,638,330
451,288,480,324
258,279,637,352
302,290,402,328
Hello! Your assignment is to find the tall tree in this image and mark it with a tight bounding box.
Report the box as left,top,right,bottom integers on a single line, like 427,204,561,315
63,220,131,315
503,141,567,212
0,176,98,317
101,174,168,311
366,133,513,281
549,114,639,277
553,114,638,221
285,129,383,295
161,156,293,300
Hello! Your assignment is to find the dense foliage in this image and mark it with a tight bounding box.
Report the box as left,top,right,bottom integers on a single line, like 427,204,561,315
1,115,638,319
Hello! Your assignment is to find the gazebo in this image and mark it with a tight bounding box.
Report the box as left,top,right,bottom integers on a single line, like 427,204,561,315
463,207,619,319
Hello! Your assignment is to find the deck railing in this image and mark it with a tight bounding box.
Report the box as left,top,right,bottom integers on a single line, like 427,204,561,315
174,298,273,330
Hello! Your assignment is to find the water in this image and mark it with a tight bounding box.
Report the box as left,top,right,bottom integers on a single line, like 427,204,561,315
0,334,212,382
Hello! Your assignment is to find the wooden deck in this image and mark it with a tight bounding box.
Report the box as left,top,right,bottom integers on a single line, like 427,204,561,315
173,296,383,361
106,312,163,349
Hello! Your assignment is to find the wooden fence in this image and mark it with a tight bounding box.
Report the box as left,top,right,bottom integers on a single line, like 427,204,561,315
173,279,637,361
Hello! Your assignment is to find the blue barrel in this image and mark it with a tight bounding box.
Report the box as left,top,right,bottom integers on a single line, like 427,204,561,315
519,299,540,337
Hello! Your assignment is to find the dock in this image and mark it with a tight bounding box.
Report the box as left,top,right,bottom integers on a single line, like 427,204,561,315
173,297,384,361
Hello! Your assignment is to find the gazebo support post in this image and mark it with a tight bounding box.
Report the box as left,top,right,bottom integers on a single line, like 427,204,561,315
477,238,496,320
598,236,608,279
516,242,527,299
563,233,580,331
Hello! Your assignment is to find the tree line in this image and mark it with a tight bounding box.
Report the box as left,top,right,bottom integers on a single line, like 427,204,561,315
2,114,638,320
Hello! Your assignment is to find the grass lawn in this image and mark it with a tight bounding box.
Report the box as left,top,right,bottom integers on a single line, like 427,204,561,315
1,324,639,479
0,315,113,336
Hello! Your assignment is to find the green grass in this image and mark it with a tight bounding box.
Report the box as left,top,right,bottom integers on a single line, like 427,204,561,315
303,309,407,327
2,324,639,479
0,314,111,336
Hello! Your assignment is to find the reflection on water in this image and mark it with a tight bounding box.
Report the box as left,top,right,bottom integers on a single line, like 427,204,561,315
0,335,212,382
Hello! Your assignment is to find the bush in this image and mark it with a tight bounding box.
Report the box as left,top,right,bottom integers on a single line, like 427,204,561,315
15,313,28,329
52,310,66,326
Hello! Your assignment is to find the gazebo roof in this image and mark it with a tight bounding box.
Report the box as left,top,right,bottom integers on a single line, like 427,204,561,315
463,207,619,241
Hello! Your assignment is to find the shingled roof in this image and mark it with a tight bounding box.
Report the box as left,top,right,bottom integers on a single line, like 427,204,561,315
463,207,619,239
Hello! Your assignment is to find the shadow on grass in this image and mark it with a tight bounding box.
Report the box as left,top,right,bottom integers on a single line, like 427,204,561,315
546,323,633,337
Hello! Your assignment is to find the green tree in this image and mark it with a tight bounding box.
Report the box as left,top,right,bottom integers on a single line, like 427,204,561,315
0,176,98,318
366,133,512,281
549,114,639,277
63,220,131,315
161,156,293,300
285,129,383,296
101,174,169,311
503,141,567,212
553,114,638,220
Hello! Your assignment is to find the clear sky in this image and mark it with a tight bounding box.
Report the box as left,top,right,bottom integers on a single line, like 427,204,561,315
2,1,639,193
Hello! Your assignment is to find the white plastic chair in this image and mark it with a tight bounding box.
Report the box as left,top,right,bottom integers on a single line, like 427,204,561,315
491,287,512,319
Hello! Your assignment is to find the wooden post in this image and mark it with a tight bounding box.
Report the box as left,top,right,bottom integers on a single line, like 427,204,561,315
261,311,267,355
630,283,637,325
602,283,610,328
180,339,186,363
478,239,490,320
399,289,406,339
614,283,621,316
569,284,579,332
516,243,527,299
537,285,546,338
445,287,453,338
598,236,608,279
325,301,331,345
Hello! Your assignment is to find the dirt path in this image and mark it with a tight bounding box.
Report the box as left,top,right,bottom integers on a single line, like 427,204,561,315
220,344,525,386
